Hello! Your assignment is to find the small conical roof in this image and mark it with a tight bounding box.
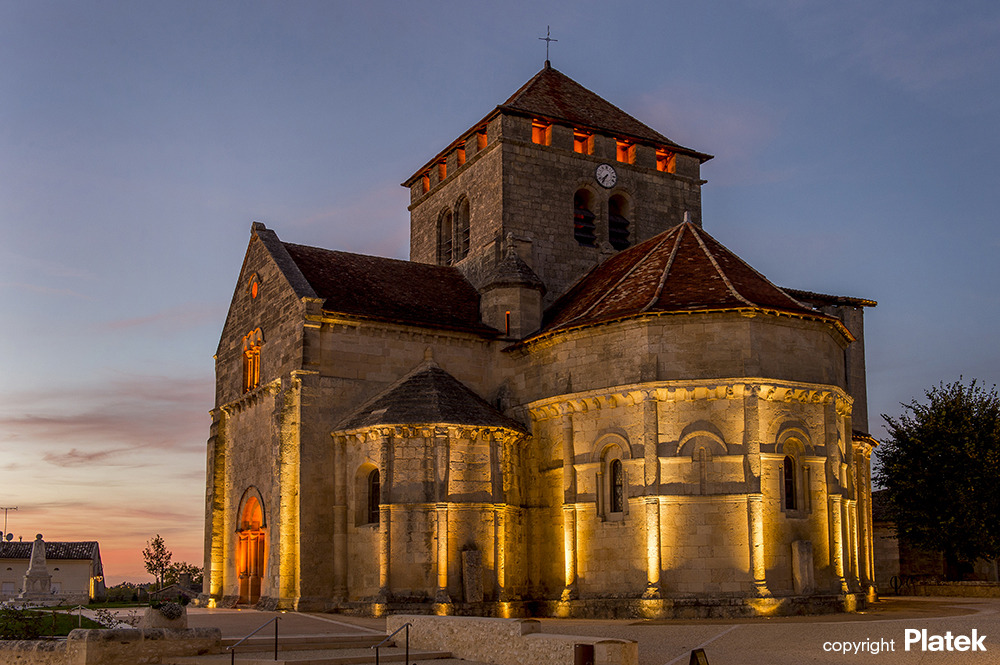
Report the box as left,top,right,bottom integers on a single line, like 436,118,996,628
335,360,526,434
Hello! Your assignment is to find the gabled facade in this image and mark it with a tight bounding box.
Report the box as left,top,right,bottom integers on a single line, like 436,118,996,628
204,65,877,618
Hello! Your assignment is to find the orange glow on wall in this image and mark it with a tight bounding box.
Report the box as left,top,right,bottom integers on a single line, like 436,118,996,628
656,149,676,173
477,129,487,150
531,119,551,145
456,147,466,166
438,161,447,180
616,140,635,164
573,130,592,154
422,173,430,193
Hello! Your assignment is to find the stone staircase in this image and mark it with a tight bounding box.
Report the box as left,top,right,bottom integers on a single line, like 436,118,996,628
164,632,457,665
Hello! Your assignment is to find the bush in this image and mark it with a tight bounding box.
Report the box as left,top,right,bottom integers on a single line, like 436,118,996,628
0,604,43,639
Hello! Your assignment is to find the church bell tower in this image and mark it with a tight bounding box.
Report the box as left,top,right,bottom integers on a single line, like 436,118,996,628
404,64,713,307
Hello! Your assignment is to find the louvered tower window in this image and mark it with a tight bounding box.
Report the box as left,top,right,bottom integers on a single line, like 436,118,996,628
609,195,630,250
573,190,596,246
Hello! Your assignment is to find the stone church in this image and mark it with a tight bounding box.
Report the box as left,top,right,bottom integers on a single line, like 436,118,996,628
204,63,877,617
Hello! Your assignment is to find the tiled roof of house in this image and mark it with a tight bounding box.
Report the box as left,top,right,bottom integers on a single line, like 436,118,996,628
281,242,497,336
336,361,527,434
539,222,844,336
0,541,99,560
499,65,709,159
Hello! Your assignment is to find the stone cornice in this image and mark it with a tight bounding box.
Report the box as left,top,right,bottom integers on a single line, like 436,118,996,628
217,378,281,416
332,424,525,444
526,378,853,422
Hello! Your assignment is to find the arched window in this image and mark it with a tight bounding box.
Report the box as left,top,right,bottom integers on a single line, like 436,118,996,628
610,459,624,513
367,469,380,525
242,328,263,393
573,189,596,246
783,456,796,511
455,198,470,260
438,209,454,265
608,195,630,250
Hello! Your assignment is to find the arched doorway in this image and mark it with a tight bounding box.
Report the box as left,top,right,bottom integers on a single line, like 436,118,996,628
237,496,265,604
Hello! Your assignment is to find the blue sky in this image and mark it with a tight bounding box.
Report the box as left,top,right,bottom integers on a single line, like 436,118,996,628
2,1,999,583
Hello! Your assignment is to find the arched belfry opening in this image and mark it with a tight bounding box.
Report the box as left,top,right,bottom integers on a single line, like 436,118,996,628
237,495,266,605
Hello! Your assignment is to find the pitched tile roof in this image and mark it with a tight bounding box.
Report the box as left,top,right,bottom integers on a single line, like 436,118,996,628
539,222,845,336
785,288,877,309
499,65,708,158
0,541,99,560
404,65,711,185
281,242,497,336
336,361,527,434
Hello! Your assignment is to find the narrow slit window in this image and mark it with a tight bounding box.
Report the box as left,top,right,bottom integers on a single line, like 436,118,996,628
367,469,380,525
783,456,796,510
438,209,454,265
573,130,592,155
610,459,624,513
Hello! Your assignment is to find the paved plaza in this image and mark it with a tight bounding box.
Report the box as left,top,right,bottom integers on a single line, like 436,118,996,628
177,596,1000,665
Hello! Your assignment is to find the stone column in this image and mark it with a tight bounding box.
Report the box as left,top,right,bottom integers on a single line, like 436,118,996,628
642,396,661,598
332,435,347,600
560,410,578,601
744,385,768,596
277,378,302,609
747,495,768,596
435,503,450,603
495,504,508,601
377,431,392,600
205,410,227,602
829,493,848,593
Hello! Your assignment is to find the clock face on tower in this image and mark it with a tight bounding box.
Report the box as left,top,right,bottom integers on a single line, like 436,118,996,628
595,163,617,189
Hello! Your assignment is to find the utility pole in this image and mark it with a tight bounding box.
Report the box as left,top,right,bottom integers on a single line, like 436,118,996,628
0,506,17,541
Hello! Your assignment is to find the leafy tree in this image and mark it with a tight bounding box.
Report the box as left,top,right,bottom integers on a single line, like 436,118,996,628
164,561,204,589
876,379,1000,579
142,534,173,591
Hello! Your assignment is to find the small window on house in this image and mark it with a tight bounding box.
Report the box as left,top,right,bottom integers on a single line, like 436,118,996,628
456,147,466,166
531,119,551,145
438,209,454,265
573,130,593,154
608,195,630,250
456,198,470,260
367,469,380,525
656,148,676,173
242,328,263,393
610,459,624,513
438,161,447,181
421,173,430,194
477,129,487,150
573,190,596,247
783,456,796,510
616,140,635,164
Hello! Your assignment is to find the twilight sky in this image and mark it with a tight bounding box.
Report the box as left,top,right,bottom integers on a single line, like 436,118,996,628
2,1,999,585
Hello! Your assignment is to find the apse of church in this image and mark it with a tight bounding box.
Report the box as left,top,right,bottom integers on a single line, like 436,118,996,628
204,64,877,618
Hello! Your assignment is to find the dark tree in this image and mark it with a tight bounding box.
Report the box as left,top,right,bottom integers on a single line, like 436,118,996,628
142,534,173,591
876,379,1000,579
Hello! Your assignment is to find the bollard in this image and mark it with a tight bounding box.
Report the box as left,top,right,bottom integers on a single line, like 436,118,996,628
574,643,595,665
690,648,710,665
